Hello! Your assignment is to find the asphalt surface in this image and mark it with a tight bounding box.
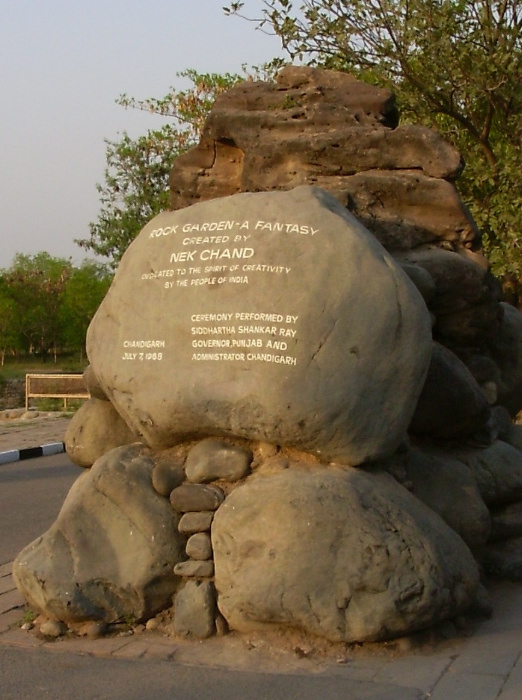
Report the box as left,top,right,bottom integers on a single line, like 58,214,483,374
0,452,79,562
0,645,418,700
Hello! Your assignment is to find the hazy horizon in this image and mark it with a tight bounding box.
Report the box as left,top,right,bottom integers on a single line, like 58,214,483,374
1,0,283,270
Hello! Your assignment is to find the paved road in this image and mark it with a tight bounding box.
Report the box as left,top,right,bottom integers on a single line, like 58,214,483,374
0,453,79,563
1,645,421,700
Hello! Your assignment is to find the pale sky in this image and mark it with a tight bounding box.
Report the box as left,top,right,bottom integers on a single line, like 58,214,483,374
0,0,283,270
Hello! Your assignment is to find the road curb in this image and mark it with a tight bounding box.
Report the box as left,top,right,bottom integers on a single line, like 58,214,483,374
0,442,65,465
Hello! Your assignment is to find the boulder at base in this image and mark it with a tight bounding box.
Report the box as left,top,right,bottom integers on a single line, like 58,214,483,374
87,186,432,465
65,397,138,468
13,445,184,624
212,467,479,642
402,446,491,551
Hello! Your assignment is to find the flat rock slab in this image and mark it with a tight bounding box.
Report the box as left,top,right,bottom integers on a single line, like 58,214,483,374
173,580,216,638
178,511,214,534
170,484,225,512
174,560,215,578
87,186,431,465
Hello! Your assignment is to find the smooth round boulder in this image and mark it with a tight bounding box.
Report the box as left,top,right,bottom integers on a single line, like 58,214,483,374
489,303,522,417
452,441,522,506
87,186,432,465
82,364,108,400
13,445,184,624
402,445,491,551
409,342,491,440
212,467,479,643
185,439,252,483
65,397,138,468
395,247,503,346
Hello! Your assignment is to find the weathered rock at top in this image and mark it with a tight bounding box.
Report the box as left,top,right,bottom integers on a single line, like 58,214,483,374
212,467,480,643
13,445,184,623
87,186,432,465
170,65,473,252
174,560,215,578
331,171,479,251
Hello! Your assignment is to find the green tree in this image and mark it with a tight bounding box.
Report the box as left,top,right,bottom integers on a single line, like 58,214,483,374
1,253,72,361
59,261,112,361
225,1,522,295
76,70,243,266
0,279,19,365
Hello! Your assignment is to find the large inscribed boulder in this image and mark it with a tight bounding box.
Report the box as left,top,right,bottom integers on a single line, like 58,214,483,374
212,467,480,642
87,186,431,465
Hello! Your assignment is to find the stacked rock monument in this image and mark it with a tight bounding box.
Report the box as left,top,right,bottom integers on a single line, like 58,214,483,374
13,66,522,644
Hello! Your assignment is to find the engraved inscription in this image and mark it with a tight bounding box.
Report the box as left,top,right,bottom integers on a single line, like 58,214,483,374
122,339,166,361
130,216,321,369
190,313,299,366
140,217,319,289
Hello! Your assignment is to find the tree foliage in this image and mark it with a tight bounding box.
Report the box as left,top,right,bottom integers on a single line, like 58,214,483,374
225,1,522,291
58,261,112,358
0,280,17,366
1,253,72,360
0,254,112,362
76,70,244,266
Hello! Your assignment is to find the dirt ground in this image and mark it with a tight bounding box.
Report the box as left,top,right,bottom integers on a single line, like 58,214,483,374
0,415,71,452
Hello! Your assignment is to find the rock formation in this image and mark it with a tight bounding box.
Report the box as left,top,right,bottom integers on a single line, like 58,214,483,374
14,445,183,623
13,66,522,646
84,186,432,465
